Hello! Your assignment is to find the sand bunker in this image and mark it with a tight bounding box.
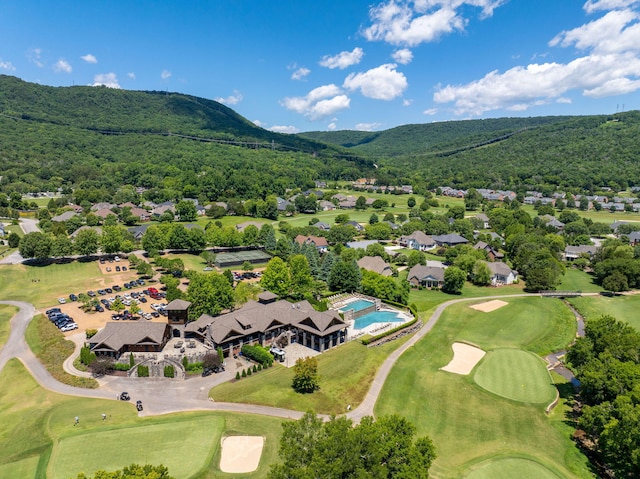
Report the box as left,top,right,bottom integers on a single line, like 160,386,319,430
219,436,264,473
470,299,508,313
441,342,486,375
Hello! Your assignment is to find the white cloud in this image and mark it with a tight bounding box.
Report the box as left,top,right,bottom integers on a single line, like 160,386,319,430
423,108,438,115
392,48,413,64
291,67,311,80
161,69,172,79
363,0,504,47
128,72,136,79
327,122,338,131
91,73,120,88
403,98,413,106
319,47,364,69
253,119,266,127
355,122,382,131
343,63,408,100
28,48,43,67
281,84,351,119
215,90,243,105
433,52,640,115
54,59,72,73
81,54,97,64
268,125,300,134
0,60,15,71
584,0,640,13
434,4,640,115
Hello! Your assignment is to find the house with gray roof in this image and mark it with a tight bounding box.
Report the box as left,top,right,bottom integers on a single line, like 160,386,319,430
564,245,598,260
399,231,436,251
483,261,518,285
51,211,78,222
432,233,469,247
357,256,393,276
407,264,446,288
89,322,171,358
185,294,348,355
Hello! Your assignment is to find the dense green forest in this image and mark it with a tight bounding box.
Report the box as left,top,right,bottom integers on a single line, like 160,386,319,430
0,75,372,200
301,112,640,192
2,75,640,199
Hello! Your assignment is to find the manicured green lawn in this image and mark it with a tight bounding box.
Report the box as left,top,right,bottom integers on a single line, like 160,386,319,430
557,268,603,293
0,304,16,349
0,260,139,308
375,296,591,479
473,349,556,404
464,457,562,479
568,294,640,331
210,338,409,415
0,359,284,479
51,418,222,479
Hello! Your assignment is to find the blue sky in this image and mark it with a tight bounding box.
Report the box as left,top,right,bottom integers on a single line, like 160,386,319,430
1,1,640,133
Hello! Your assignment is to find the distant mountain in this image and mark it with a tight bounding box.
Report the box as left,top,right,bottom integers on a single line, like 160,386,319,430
298,116,578,158
0,75,372,199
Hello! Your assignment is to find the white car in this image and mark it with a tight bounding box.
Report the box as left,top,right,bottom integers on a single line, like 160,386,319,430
60,323,78,332
142,312,152,320
58,297,66,304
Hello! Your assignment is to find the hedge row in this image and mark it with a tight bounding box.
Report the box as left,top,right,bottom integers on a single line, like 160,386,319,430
241,344,274,366
360,302,418,346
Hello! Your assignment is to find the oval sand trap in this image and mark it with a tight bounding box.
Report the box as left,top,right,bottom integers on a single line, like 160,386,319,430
441,342,486,375
469,299,508,312
219,436,264,473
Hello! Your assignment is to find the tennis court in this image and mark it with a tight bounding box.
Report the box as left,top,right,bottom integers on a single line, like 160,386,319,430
214,249,271,268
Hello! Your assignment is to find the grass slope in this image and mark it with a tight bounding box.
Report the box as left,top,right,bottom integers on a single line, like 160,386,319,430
0,304,16,349
374,297,591,478
568,294,640,331
0,359,284,479
210,339,408,415
464,457,561,479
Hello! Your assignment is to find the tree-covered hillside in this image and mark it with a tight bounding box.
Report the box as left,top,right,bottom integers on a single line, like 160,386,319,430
298,116,572,158
0,76,372,200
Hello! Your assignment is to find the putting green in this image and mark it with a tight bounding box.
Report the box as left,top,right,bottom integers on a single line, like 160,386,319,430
473,349,556,404
464,457,561,478
49,417,223,479
0,455,40,479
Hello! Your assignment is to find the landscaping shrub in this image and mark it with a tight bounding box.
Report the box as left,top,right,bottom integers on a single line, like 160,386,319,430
185,361,204,372
80,345,96,366
361,316,419,345
252,364,257,373
164,365,175,378
257,364,262,371
182,356,189,369
241,369,247,378
113,363,131,371
247,368,252,376
138,365,149,377
240,344,274,366
85,329,98,339
130,352,135,367
236,371,241,380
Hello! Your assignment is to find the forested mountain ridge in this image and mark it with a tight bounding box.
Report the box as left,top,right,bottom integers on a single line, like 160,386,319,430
301,111,640,192
298,116,576,158
0,76,372,201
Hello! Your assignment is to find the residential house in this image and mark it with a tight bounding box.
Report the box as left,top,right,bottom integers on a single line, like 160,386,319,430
71,225,103,238
295,235,329,253
629,231,640,245
346,240,379,250
407,264,446,288
94,208,117,220
128,224,151,240
398,231,436,251
473,241,504,261
129,207,151,222
152,203,176,217
313,221,331,231
432,233,469,247
564,245,598,261
483,261,518,285
357,256,393,276
89,322,172,358
185,293,348,355
235,221,264,232
345,220,365,232
51,211,77,222
318,200,336,211
91,202,115,212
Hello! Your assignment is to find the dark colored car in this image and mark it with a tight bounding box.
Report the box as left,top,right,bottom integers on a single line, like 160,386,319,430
115,266,121,272
69,293,78,301
122,266,128,271
119,392,130,401
136,400,143,411
105,287,112,294
139,297,147,303
95,305,104,312
112,285,121,291
87,290,96,297
46,308,61,315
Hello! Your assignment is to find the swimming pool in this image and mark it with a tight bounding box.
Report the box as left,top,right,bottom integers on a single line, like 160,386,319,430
339,299,374,312
354,310,404,330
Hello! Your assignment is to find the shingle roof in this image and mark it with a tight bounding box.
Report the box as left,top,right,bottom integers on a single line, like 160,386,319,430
166,299,192,311
357,256,392,276
407,264,445,282
90,322,169,353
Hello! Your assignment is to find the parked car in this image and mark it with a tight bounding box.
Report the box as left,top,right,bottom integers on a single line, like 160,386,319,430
97,289,106,295
112,285,121,291
69,293,78,301
136,400,143,411
87,290,96,297
60,323,78,332
95,305,104,312
105,287,112,294
119,392,130,401
122,266,128,271
138,297,147,303
136,279,145,285
57,297,66,304
46,308,61,315
151,311,160,318
115,266,121,272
